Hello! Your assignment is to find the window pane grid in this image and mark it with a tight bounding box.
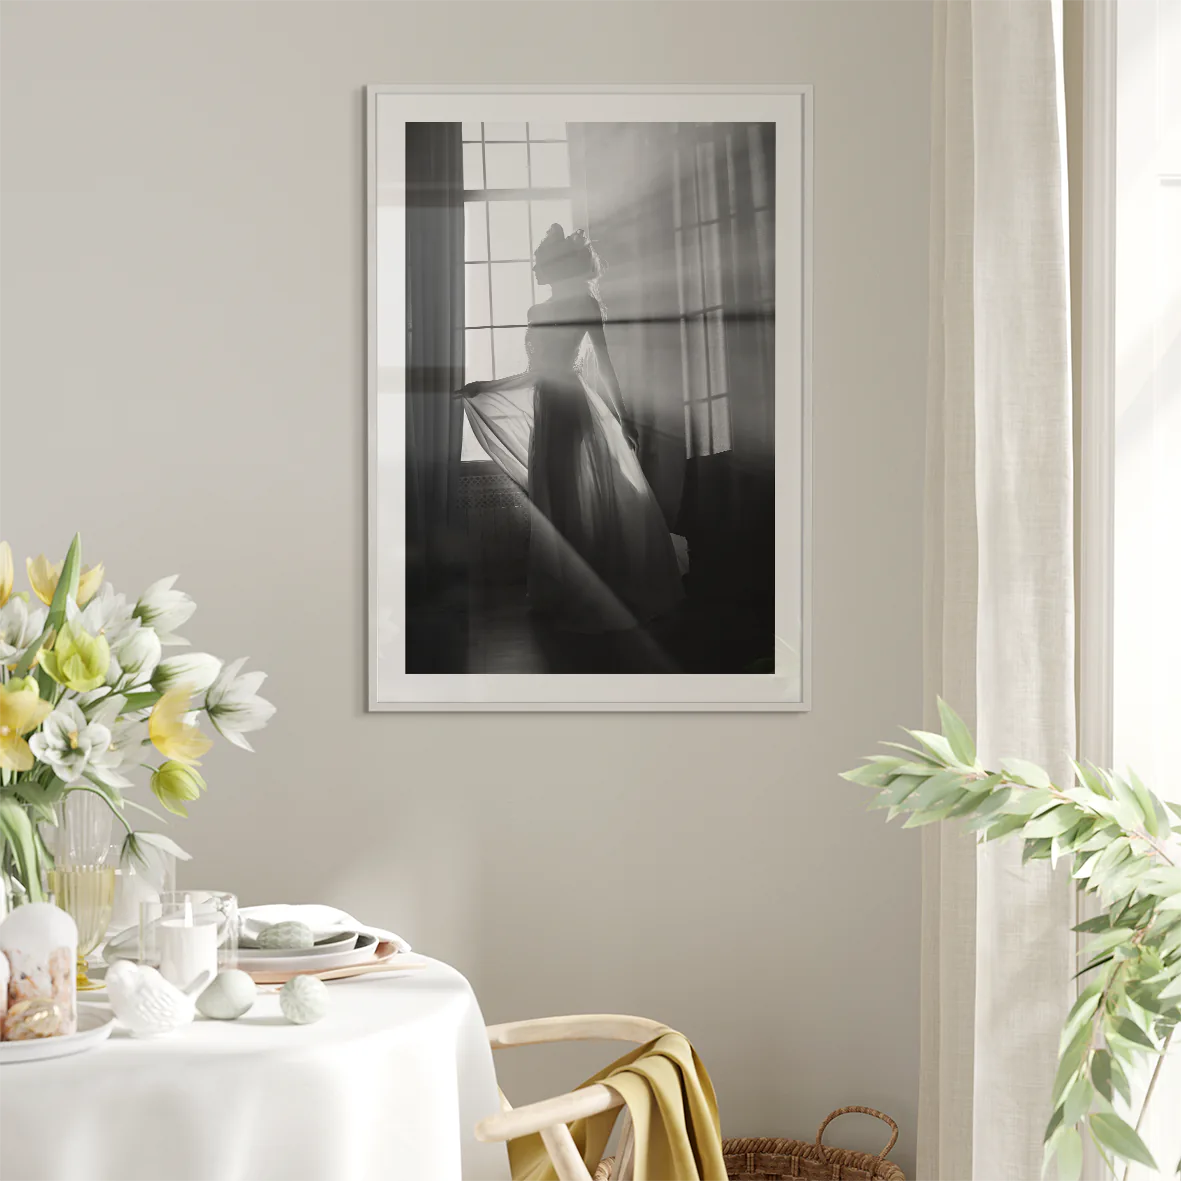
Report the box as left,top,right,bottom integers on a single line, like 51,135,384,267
461,122,572,459
674,127,737,458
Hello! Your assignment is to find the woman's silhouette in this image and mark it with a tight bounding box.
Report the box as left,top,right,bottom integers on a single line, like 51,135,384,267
457,224,684,632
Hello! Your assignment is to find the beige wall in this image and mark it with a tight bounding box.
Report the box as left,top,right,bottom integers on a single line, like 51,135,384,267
0,1,931,1172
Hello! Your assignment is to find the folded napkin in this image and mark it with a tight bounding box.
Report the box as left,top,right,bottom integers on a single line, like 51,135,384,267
238,904,410,955
507,1030,726,1181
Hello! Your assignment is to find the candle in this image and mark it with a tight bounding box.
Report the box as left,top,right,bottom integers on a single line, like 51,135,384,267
157,896,218,993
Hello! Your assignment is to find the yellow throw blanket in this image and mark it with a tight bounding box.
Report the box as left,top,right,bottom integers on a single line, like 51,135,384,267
507,1031,726,1181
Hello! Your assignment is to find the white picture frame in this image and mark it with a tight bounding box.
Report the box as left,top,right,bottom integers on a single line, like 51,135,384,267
367,85,812,711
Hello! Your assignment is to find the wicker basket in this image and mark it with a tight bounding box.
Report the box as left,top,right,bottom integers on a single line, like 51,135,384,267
721,1107,905,1181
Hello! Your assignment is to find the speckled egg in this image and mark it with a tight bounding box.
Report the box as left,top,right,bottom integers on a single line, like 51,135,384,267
257,921,314,950
279,975,329,1025
197,969,257,1020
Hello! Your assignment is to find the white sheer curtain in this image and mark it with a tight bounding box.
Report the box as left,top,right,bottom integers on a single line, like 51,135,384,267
922,2,1076,1178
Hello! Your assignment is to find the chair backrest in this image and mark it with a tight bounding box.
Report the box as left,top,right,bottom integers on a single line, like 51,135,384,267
478,1014,668,1181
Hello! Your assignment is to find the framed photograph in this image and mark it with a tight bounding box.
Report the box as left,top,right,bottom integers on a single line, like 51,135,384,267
367,85,811,711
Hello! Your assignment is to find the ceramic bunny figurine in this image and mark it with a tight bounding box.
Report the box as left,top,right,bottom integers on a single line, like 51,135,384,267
105,961,211,1037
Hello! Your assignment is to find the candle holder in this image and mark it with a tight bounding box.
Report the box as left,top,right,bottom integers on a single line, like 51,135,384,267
139,891,238,991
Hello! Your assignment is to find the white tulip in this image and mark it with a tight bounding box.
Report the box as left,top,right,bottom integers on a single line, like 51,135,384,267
205,657,276,752
69,583,136,647
151,652,222,695
113,624,162,686
0,597,46,663
27,701,112,785
133,576,195,647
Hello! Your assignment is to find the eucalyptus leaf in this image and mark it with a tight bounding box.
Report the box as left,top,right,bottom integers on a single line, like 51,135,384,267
1091,1049,1114,1102
908,729,958,766
1089,1113,1158,1170
1055,1127,1083,1181
1002,758,1052,789
937,697,976,765
1108,1016,1156,1051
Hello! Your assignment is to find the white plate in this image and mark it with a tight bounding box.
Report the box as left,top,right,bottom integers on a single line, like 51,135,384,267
0,1003,116,1065
238,931,359,958
236,932,378,975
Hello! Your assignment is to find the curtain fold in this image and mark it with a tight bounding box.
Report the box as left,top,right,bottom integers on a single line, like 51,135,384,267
922,2,1076,1178
405,122,465,576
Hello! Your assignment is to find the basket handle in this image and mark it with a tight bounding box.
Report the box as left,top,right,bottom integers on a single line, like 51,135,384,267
815,1107,899,1163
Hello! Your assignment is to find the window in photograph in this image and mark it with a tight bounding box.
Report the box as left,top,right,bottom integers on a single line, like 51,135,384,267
461,123,572,462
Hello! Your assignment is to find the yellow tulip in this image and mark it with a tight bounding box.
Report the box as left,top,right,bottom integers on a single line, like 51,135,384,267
26,554,105,607
38,621,110,692
150,761,207,817
0,542,12,606
150,684,212,766
0,677,53,772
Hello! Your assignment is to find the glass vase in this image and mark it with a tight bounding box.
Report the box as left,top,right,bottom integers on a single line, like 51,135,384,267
46,794,116,991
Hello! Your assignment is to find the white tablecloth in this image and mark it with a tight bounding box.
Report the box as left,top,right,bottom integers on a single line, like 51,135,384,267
0,956,511,1181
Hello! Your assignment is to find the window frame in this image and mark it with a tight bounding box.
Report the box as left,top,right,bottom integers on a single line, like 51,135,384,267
460,122,574,463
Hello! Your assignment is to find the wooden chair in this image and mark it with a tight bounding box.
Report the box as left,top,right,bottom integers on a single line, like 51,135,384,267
475,1014,668,1181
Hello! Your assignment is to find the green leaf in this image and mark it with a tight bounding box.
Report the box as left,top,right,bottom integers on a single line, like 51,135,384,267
1109,1016,1155,1050
1044,1103,1065,1144
902,798,966,828
1024,806,1084,839
1023,837,1054,865
1089,1112,1158,1170
1082,927,1135,959
984,812,1031,843
15,534,82,686
1002,758,1052,789
937,698,976,765
1127,770,1162,837
1107,1054,1132,1105
842,762,894,788
1072,759,1110,798
1073,914,1112,934
908,729,958,766
1062,1076,1093,1128
1091,1049,1114,1102
120,797,168,825
133,830,192,862
1000,787,1054,816
121,690,162,712
0,799,45,902
1052,1022,1091,1105
1057,1127,1083,1181
1060,981,1103,1050
963,787,1015,829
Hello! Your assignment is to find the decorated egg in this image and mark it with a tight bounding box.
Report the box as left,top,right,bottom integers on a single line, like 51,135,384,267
197,969,257,1020
279,975,329,1025
257,921,314,950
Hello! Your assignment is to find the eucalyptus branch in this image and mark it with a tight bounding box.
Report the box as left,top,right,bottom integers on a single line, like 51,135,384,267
844,699,1181,1181
1123,1031,1175,1181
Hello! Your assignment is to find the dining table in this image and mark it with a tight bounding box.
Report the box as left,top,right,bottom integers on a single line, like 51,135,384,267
0,954,512,1181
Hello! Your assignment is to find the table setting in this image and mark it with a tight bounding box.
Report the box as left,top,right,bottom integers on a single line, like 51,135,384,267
0,536,509,1180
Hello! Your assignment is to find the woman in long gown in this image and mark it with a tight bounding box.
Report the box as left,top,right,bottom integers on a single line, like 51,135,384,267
457,223,684,633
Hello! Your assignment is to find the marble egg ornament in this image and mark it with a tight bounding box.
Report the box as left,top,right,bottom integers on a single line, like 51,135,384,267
257,921,314,950
279,975,329,1025
197,969,257,1020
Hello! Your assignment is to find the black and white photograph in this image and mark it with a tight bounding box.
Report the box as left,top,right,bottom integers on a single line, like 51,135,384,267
369,88,810,709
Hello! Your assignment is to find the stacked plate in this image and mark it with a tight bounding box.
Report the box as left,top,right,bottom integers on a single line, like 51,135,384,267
237,931,380,979
0,1003,116,1064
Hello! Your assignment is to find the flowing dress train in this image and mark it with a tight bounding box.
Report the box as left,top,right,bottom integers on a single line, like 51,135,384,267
461,299,685,633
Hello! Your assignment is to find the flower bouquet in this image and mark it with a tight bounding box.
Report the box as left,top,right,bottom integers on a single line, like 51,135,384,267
0,534,274,905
